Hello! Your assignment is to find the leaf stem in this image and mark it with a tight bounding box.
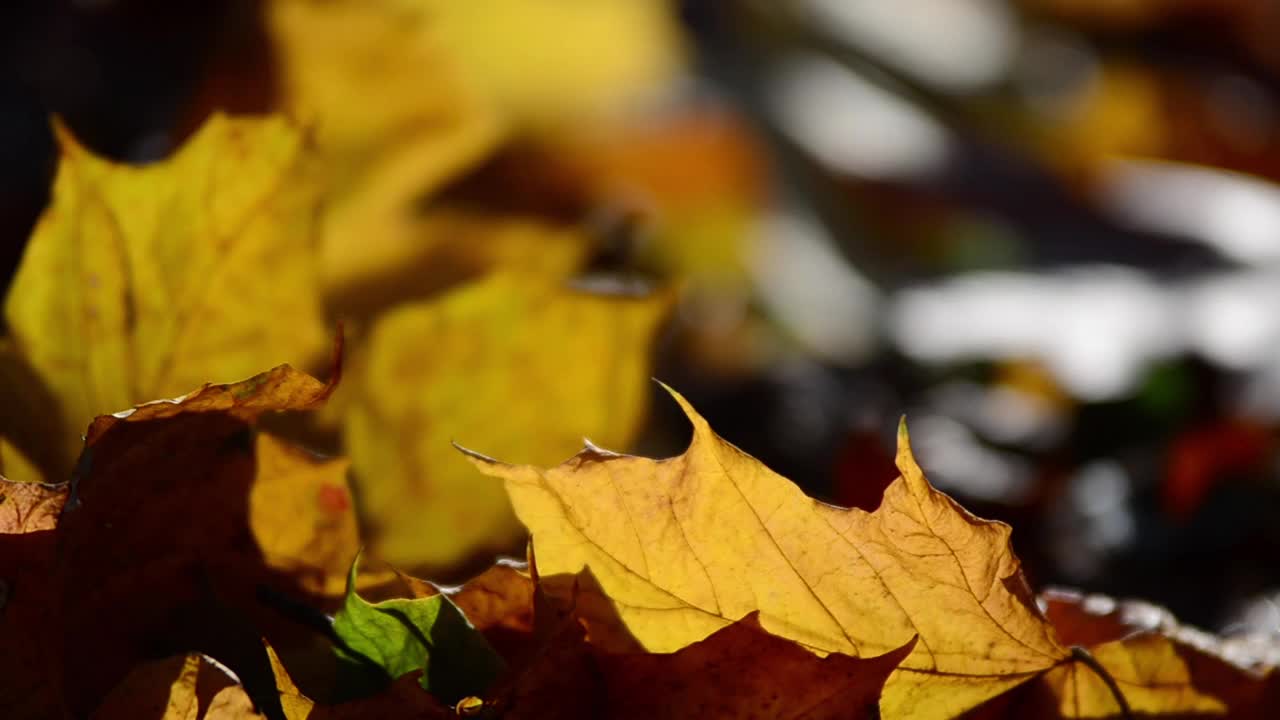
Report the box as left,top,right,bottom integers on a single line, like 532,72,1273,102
1070,645,1133,720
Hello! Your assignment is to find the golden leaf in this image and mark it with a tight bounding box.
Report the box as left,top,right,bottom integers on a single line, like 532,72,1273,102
4,113,328,464
0,340,65,482
424,0,685,126
464,388,1071,719
1040,589,1243,718
322,210,590,320
1043,636,1226,718
346,273,672,569
265,0,508,306
250,433,371,597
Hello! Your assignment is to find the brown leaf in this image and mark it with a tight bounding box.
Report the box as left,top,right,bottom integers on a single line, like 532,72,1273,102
494,611,914,720
85,362,335,439
0,478,66,718
394,559,537,665
263,644,451,720
53,365,342,717
0,476,66,533
93,654,245,720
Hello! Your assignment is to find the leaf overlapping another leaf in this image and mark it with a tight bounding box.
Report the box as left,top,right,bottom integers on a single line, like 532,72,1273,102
3,113,329,471
464,387,1073,719
332,556,504,705
345,272,673,569
43,364,349,717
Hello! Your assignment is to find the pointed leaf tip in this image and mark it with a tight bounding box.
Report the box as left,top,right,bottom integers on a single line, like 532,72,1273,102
656,381,713,438
452,440,501,466
894,415,922,477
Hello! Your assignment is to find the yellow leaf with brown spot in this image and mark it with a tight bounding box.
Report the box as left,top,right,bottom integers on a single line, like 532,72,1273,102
3,113,328,465
346,273,672,569
465,389,1071,719
250,433,377,597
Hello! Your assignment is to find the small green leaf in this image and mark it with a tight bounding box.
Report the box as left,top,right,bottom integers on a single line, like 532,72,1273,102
332,553,504,705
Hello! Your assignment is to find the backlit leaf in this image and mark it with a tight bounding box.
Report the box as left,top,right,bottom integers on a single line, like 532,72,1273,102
345,273,672,568
465,388,1071,719
333,556,504,705
4,113,328,465
1043,636,1225,718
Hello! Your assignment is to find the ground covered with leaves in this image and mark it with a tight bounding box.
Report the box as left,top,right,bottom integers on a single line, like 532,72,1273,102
5,1,1280,718
5,356,1280,719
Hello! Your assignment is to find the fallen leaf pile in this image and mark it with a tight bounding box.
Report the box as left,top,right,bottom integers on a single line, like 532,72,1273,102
3,2,1279,717
3,360,1278,718
1,108,674,574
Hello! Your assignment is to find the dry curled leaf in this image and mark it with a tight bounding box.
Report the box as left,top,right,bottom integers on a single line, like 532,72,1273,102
54,365,342,717
465,388,1070,719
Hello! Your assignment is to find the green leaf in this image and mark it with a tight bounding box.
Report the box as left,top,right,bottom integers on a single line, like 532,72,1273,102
332,554,504,705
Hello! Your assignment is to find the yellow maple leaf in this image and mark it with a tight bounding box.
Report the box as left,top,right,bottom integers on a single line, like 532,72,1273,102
1040,589,1235,717
464,387,1071,719
1044,636,1226,718
251,433,379,597
266,0,508,306
0,340,66,483
3,113,328,464
268,0,501,201
322,209,591,320
345,272,673,569
264,0,681,306
425,0,685,126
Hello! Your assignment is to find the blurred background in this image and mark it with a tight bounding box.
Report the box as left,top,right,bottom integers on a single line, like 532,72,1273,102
4,0,1280,641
